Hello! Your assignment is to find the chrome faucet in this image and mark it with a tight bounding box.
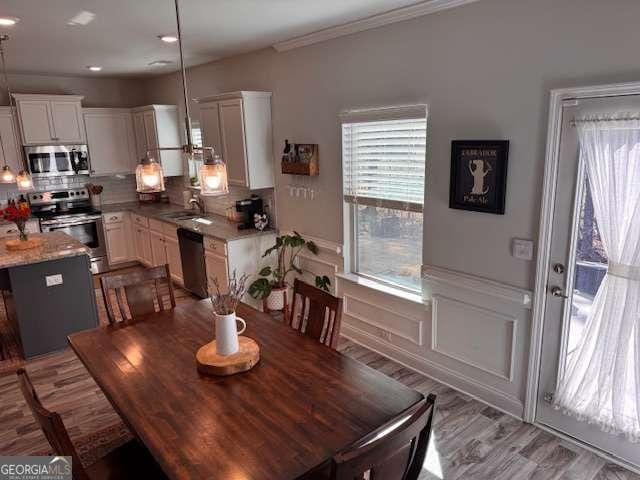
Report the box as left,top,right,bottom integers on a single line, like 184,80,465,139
188,194,205,214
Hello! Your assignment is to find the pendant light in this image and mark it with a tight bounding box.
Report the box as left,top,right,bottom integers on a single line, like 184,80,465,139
199,148,229,196
0,35,17,184
16,170,33,191
137,0,229,196
135,152,165,193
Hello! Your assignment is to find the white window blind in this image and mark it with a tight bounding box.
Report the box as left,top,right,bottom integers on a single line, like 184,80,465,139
342,116,426,212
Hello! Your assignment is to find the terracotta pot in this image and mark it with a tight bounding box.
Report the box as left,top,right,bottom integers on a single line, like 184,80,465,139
265,286,287,311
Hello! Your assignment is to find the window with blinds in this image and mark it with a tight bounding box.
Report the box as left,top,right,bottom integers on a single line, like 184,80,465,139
341,108,426,292
342,117,426,213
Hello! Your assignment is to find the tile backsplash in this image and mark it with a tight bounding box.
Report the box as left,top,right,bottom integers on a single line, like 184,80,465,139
164,177,276,225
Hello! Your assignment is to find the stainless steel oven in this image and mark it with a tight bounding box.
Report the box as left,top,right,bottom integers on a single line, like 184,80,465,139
30,188,108,274
24,144,90,177
40,214,107,273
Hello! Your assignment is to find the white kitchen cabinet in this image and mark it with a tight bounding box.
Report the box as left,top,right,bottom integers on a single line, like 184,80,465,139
134,225,152,266
164,236,183,284
150,230,167,267
196,91,274,190
132,105,182,176
84,109,138,175
13,94,85,145
0,107,24,175
103,212,133,265
205,251,229,295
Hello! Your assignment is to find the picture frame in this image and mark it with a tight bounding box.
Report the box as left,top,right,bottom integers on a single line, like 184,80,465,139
449,140,509,215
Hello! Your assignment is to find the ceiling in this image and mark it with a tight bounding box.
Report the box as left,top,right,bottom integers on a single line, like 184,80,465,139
0,0,430,77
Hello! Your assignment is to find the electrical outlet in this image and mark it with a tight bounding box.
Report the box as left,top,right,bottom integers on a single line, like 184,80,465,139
45,274,63,287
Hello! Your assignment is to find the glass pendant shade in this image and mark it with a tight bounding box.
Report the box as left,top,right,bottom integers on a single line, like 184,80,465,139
0,165,14,183
136,156,165,193
16,170,33,191
199,150,229,196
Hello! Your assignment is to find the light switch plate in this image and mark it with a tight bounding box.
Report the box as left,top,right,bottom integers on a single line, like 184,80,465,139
512,238,534,261
45,274,63,287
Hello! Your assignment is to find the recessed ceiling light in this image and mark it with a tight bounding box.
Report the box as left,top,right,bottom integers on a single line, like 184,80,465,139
148,60,173,67
87,66,102,72
158,35,178,43
0,17,19,26
67,11,95,26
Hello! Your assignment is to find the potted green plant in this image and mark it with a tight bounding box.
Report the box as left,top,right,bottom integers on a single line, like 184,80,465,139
248,232,330,310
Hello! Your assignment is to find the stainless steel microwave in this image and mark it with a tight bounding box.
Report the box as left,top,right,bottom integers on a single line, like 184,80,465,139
24,144,91,177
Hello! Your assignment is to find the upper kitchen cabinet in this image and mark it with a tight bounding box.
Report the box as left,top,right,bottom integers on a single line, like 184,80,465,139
12,94,85,145
196,91,274,190
132,105,182,177
83,108,138,176
0,107,24,175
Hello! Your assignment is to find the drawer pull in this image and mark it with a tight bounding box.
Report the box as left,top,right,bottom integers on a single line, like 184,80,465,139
110,216,119,221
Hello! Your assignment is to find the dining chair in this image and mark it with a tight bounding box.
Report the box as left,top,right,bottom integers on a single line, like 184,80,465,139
289,278,343,348
100,264,176,324
322,393,436,480
16,368,167,480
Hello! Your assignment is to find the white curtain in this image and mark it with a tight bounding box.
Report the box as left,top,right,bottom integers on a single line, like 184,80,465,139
553,116,640,442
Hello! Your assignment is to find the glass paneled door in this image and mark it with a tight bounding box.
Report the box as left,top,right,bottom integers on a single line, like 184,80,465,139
537,93,640,469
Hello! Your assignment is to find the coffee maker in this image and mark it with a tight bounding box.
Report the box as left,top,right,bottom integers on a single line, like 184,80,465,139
235,195,264,230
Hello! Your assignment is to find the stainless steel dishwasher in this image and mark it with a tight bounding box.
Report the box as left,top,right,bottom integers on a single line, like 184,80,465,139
177,228,208,298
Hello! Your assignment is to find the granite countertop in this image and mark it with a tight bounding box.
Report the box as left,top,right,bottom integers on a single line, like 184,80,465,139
101,202,275,242
0,231,89,269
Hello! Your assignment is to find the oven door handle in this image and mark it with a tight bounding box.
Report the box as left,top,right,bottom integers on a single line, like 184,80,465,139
41,218,101,228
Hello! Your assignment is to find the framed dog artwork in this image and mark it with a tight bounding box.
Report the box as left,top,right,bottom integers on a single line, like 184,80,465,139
449,140,509,214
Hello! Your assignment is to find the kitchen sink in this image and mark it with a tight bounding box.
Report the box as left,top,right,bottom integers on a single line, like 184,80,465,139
162,211,200,220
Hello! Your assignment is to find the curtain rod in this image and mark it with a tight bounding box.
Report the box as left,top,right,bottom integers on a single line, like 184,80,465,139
571,116,640,127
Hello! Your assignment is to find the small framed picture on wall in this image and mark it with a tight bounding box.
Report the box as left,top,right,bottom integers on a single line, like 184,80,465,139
449,140,509,215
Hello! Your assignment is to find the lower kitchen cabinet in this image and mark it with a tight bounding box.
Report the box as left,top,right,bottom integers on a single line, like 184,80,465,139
205,251,229,294
103,212,132,265
164,236,183,285
134,225,152,266
150,230,167,266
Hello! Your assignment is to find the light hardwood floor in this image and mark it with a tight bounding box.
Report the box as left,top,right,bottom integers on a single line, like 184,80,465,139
1,284,638,479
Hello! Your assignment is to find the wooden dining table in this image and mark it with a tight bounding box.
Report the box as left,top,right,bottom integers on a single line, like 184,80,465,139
68,300,424,479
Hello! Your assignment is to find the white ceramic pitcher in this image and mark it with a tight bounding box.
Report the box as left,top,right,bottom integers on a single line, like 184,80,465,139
214,312,246,355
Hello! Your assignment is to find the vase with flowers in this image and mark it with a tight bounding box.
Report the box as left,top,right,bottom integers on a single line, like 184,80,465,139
2,199,31,242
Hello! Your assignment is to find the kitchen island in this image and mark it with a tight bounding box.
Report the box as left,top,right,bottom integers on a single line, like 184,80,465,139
0,231,99,358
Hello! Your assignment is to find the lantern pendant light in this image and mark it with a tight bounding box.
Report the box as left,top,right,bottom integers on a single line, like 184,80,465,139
16,170,33,191
198,148,228,196
135,153,165,193
0,36,17,184
140,0,229,197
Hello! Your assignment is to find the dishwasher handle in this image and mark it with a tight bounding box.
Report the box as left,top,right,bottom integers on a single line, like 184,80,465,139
177,228,203,243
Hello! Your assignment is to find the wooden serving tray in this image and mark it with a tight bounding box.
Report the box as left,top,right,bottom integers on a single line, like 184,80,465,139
5,237,44,251
196,336,260,376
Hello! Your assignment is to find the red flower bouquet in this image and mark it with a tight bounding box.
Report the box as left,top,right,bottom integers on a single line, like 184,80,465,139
2,201,31,241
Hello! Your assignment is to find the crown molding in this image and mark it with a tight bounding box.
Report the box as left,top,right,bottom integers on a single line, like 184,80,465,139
272,0,481,52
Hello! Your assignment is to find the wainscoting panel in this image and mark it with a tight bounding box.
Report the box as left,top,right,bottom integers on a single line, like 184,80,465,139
431,295,516,381
291,232,533,419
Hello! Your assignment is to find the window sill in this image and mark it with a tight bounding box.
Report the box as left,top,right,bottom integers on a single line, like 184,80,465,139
336,272,428,306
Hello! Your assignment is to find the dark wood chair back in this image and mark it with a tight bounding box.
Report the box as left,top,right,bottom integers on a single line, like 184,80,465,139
100,264,176,324
328,394,436,480
290,279,343,348
16,368,89,480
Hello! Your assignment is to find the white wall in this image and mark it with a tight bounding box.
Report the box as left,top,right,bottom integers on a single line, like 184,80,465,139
141,0,640,291
1,73,146,107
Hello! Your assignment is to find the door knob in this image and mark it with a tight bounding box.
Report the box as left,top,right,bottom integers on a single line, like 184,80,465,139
550,286,568,298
